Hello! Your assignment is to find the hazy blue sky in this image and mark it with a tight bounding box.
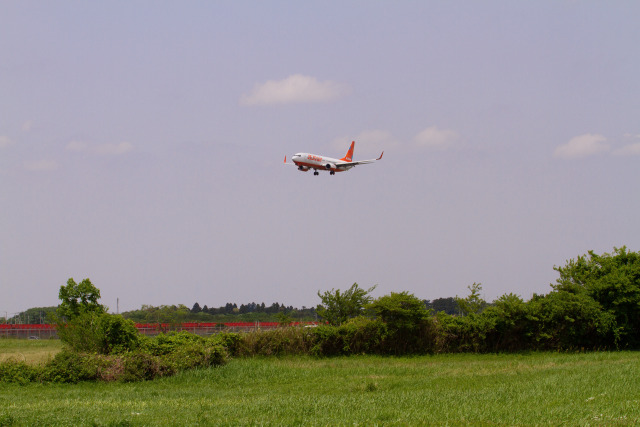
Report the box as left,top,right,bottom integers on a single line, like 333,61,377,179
2,1,639,315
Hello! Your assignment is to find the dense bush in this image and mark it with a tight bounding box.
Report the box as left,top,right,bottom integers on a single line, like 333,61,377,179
0,359,40,385
237,326,314,356
434,312,493,353
526,291,618,350
57,313,140,355
115,352,174,382
140,331,204,356
40,350,101,383
0,332,229,384
98,314,142,353
168,342,228,371
369,292,433,354
553,246,640,348
481,293,531,352
211,332,243,356
309,317,387,356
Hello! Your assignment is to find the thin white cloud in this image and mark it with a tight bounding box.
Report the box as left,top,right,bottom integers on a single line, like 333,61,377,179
0,136,14,148
24,159,58,172
554,134,609,158
95,142,133,155
66,141,133,155
22,121,34,132
413,126,459,150
613,142,640,156
241,74,350,106
66,141,88,152
613,133,640,156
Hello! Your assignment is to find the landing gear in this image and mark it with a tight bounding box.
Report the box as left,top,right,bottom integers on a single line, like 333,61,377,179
313,171,319,176
330,171,335,175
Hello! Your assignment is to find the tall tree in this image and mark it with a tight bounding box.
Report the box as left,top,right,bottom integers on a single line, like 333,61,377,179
57,278,106,320
553,246,640,347
55,279,139,354
455,283,486,316
317,283,376,325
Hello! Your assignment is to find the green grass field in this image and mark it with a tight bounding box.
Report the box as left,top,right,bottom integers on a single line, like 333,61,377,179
1,340,639,425
0,338,62,365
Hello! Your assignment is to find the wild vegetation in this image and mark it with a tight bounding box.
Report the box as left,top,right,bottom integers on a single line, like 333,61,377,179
1,247,640,424
305,247,640,354
1,279,230,384
2,246,639,386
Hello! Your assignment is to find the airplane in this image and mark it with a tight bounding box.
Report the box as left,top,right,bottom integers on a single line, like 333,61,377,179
284,141,383,176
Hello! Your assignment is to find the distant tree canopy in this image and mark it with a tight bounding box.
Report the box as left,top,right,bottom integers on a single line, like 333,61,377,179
122,301,316,324
4,307,57,324
424,297,460,315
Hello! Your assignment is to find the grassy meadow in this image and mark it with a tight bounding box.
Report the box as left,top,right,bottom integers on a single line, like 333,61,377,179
0,338,62,365
1,339,639,425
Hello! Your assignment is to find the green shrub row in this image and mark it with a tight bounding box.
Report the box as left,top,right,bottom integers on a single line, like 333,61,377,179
0,332,228,384
231,296,622,358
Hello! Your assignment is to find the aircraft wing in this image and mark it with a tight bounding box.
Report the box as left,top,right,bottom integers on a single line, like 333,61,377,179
335,151,384,168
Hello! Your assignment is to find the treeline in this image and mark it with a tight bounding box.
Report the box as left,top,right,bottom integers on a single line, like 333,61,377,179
4,298,460,325
3,302,319,325
191,301,298,315
2,307,57,325
424,297,459,315
121,302,318,324
121,299,460,324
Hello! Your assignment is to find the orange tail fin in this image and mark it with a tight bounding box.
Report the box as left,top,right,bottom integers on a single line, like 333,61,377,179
340,141,355,162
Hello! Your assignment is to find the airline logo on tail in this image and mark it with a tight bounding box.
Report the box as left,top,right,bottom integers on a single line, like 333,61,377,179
340,141,355,162
284,141,383,176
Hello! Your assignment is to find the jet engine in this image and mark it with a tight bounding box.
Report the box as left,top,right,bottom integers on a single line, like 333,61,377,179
297,165,310,172
323,163,336,170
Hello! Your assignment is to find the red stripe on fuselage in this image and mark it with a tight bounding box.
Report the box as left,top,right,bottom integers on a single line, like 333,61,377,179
292,160,347,172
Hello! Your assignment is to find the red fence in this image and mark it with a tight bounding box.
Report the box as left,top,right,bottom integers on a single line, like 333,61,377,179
0,324,57,339
0,321,317,339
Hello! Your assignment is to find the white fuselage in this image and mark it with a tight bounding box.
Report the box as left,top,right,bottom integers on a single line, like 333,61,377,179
291,153,354,172
286,141,382,176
